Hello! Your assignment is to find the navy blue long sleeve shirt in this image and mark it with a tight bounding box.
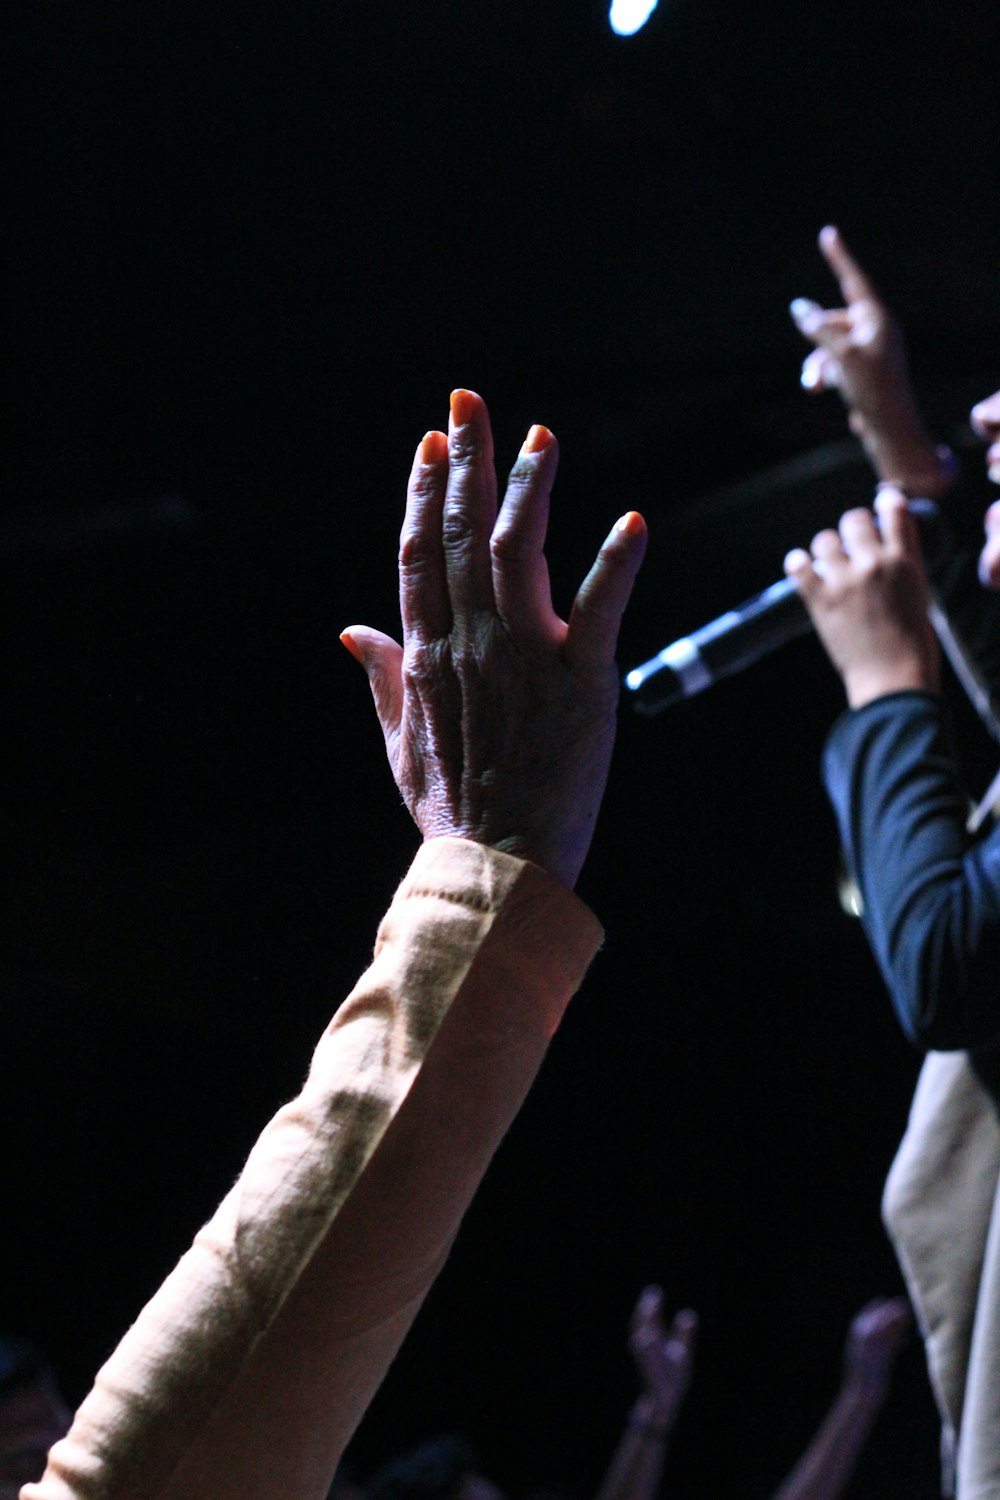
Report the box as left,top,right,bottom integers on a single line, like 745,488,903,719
824,691,1000,1050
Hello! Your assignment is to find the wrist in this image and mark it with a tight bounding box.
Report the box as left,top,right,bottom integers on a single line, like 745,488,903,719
840,1370,890,1410
852,406,955,498
629,1398,672,1438
844,661,940,710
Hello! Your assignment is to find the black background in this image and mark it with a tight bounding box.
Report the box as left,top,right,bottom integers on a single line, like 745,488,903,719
5,2,1000,1495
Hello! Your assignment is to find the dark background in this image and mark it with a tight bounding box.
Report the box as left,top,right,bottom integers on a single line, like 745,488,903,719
5,1,1000,1495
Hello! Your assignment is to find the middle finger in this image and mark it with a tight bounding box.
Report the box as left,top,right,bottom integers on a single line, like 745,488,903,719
838,506,882,564
442,388,498,617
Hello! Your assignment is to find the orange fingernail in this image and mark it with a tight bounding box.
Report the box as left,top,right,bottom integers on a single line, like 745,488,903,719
421,429,448,465
339,630,363,664
450,388,480,427
616,511,645,537
522,423,554,455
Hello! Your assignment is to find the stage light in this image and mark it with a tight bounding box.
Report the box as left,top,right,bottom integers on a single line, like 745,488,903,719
609,0,658,36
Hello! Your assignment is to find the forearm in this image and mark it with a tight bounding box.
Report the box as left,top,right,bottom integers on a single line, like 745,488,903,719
849,395,952,498
768,1382,884,1500
27,839,602,1500
824,693,1000,1049
595,1402,672,1500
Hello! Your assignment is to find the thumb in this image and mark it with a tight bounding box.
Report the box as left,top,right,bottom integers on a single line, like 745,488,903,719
340,626,405,741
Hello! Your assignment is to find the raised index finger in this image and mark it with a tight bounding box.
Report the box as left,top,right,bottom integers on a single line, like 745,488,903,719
819,225,877,305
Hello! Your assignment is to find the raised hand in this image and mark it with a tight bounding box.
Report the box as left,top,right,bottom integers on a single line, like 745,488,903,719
341,389,647,890
790,228,950,496
628,1286,698,1428
791,227,902,406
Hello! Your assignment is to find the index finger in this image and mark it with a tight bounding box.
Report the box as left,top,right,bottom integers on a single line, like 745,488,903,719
566,512,647,671
819,225,877,305
399,430,450,644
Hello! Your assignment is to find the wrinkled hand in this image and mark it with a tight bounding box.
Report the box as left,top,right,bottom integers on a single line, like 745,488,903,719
342,389,647,890
790,228,947,495
628,1286,698,1427
784,488,940,709
842,1297,912,1399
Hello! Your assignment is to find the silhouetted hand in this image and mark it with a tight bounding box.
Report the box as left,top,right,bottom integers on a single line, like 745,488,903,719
628,1286,698,1428
342,389,647,889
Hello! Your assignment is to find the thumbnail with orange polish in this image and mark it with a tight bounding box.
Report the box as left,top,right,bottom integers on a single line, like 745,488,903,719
618,511,645,537
339,631,364,663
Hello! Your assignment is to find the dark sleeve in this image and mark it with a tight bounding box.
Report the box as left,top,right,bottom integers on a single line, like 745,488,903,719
823,691,1000,1050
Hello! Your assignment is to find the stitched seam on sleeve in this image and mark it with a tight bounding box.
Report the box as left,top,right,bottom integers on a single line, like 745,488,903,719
403,885,493,914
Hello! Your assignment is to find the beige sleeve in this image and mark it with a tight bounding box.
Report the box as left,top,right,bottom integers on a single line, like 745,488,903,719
26,838,603,1500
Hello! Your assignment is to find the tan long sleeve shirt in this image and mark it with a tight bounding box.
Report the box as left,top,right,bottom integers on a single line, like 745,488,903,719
26,838,603,1500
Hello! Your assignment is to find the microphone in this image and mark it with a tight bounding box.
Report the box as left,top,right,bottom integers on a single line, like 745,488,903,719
625,499,949,715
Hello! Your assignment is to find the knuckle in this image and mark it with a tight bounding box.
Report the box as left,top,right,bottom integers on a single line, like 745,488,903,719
445,430,481,469
574,587,613,625
409,464,444,498
401,639,444,685
398,527,436,574
440,528,475,563
440,504,481,553
489,527,531,565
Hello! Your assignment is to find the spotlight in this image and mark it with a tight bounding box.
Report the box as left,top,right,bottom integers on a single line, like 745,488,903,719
609,0,658,36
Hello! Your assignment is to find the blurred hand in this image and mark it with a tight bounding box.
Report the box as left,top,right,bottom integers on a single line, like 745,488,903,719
342,389,647,890
628,1286,698,1427
784,488,940,709
790,228,949,495
842,1297,912,1399
790,227,904,412
981,499,1000,588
